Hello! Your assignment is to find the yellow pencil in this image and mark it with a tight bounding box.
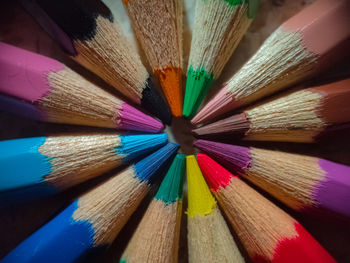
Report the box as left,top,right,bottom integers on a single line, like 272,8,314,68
186,155,244,263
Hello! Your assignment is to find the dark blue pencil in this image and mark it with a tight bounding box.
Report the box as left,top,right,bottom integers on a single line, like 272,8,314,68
2,143,179,263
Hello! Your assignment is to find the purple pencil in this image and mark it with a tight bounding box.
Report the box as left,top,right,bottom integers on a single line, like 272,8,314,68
194,139,350,218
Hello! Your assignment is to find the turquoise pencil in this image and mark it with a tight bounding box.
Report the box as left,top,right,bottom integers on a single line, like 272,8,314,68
2,143,179,263
0,133,168,204
120,153,185,263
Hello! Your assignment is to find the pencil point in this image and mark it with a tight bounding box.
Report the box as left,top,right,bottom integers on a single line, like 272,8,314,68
134,143,179,184
141,77,172,125
155,153,185,203
191,86,238,125
119,103,164,133
197,153,234,191
192,113,250,138
117,133,168,162
186,155,216,217
183,67,214,118
194,140,251,173
155,67,183,117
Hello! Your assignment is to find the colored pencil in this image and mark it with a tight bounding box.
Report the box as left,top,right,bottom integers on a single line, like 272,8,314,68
193,78,350,142
183,0,259,118
0,42,163,133
120,153,185,263
192,0,350,124
123,0,183,117
195,140,350,218
0,133,168,203
21,0,172,124
197,153,336,263
2,143,179,263
186,155,244,263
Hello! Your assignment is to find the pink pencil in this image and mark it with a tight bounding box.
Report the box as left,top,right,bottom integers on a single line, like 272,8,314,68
0,42,163,133
192,0,350,124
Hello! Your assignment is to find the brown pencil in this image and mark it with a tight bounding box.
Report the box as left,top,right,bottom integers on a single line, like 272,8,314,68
193,78,350,142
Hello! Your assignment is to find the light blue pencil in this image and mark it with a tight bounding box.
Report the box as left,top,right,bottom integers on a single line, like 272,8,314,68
0,133,168,203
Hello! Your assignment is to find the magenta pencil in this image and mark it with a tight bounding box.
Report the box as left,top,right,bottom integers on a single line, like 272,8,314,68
195,139,350,218
0,42,163,133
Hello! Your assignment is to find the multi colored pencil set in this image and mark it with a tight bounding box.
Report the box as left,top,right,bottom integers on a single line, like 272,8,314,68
1,0,349,262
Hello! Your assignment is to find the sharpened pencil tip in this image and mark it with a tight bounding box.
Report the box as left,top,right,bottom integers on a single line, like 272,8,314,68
183,67,214,119
191,86,239,124
192,113,250,138
155,67,183,117
134,143,179,184
119,103,164,133
155,153,185,203
197,153,234,191
194,140,252,173
141,77,172,125
186,155,216,217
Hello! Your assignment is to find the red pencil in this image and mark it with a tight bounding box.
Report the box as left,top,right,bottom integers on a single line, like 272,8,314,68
197,153,336,263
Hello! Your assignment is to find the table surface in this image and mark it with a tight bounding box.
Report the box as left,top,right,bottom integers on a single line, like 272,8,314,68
1,0,350,262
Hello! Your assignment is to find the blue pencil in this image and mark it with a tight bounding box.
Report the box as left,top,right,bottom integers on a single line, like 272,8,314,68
0,133,168,204
2,143,179,263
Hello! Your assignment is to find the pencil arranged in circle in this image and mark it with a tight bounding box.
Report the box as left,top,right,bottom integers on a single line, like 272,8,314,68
123,0,183,117
21,0,172,124
195,140,350,219
192,0,350,124
0,133,168,203
193,78,350,142
0,42,163,133
121,153,185,263
2,143,179,263
197,153,336,263
183,0,259,118
186,155,244,263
